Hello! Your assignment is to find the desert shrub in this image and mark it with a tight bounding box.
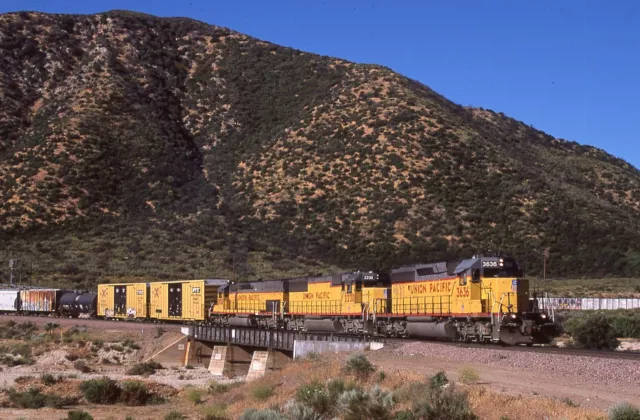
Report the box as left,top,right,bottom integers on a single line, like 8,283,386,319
430,370,449,388
66,410,94,420
337,385,395,420
91,339,104,348
377,370,387,382
327,377,356,400
79,377,121,404
44,322,60,334
164,412,186,420
209,380,231,394
121,381,152,406
109,343,125,352
44,394,79,409
562,397,578,407
343,353,375,378
395,381,430,404
566,313,620,349
127,361,162,376
202,402,228,420
185,364,195,369
239,408,286,420
41,373,60,385
408,383,477,420
295,381,329,414
8,388,47,408
74,360,92,373
186,387,205,404
283,399,322,420
458,367,479,384
609,402,640,420
250,382,275,401
122,338,141,350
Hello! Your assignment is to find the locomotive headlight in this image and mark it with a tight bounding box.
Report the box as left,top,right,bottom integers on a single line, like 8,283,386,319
540,314,547,319
511,314,517,319
499,258,504,263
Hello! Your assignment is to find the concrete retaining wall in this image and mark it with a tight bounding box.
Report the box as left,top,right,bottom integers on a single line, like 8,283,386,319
293,340,384,359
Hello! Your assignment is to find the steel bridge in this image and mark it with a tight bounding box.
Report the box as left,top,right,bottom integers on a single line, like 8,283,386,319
187,325,372,351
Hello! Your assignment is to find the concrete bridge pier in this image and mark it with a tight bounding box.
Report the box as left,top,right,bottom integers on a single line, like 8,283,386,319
246,350,291,381
207,345,253,376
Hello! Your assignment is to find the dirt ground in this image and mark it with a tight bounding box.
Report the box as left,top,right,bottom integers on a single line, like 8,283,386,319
1,319,638,419
368,350,640,411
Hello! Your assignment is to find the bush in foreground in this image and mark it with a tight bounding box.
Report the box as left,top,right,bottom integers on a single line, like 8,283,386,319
343,353,376,379
337,385,395,420
609,402,640,420
120,381,152,406
127,361,163,376
66,410,94,420
566,313,620,349
250,381,275,401
239,408,286,420
7,388,77,409
79,377,121,404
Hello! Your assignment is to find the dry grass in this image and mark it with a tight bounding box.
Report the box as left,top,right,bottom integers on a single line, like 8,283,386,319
188,353,602,420
467,387,603,420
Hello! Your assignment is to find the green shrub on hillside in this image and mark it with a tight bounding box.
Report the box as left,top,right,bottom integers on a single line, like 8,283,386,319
564,313,620,349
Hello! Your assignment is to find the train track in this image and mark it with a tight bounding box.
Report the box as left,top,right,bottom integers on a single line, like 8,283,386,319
388,339,640,361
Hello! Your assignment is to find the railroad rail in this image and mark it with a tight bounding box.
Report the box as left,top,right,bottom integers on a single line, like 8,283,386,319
420,340,640,361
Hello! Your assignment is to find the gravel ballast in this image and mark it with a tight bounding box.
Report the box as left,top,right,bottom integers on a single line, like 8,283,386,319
392,341,640,387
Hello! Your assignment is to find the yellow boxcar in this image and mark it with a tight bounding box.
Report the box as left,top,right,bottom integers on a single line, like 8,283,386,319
149,279,228,321
97,283,148,319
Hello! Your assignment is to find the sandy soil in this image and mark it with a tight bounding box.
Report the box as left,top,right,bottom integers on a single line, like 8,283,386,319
369,342,640,411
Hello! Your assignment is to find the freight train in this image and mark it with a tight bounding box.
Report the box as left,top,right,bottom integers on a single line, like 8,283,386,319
95,255,560,345
0,286,97,317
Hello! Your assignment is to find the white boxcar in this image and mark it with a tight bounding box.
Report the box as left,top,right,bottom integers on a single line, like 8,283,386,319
0,290,19,312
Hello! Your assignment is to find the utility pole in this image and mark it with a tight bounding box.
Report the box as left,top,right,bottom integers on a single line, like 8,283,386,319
543,248,550,280
9,259,14,285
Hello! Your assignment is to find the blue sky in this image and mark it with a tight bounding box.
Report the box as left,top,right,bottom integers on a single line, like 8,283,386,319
3,0,639,169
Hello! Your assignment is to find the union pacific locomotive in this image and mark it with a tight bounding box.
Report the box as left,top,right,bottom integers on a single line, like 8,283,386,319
96,255,559,345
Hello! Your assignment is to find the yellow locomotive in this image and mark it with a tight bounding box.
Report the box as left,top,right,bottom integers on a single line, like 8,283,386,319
208,255,557,345
96,255,559,345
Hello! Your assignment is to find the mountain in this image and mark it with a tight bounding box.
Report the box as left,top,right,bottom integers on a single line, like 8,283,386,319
1,10,639,286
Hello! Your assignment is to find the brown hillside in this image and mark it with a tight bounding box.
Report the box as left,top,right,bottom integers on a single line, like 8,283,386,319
0,10,639,285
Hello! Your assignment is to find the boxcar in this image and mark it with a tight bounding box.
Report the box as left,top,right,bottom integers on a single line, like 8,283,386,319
20,289,66,314
97,283,149,319
0,290,20,312
149,279,228,322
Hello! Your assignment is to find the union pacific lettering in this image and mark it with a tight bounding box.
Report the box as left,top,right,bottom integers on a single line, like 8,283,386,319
302,292,331,300
407,281,453,295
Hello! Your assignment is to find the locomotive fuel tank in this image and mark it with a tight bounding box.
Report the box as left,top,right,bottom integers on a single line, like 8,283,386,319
304,317,344,333
405,317,459,340
227,314,257,327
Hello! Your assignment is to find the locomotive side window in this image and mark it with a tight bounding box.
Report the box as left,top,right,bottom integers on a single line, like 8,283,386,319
355,281,362,291
459,273,467,286
347,284,352,293
472,269,481,283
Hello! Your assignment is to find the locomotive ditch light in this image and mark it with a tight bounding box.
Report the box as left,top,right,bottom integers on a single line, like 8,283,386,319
510,314,517,319
540,314,547,319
